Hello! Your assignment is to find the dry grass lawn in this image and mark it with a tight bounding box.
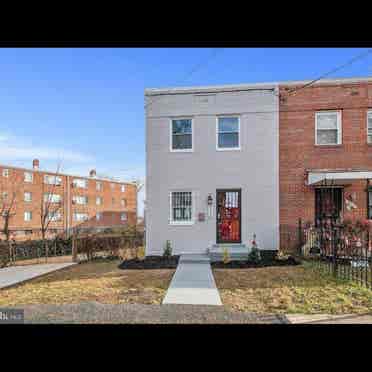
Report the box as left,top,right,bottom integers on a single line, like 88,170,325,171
0,259,175,307
213,263,372,314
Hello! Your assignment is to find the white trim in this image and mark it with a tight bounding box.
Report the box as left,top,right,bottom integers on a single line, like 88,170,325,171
308,170,372,185
216,115,241,151
169,117,194,152
169,190,195,225
367,110,372,144
315,111,342,146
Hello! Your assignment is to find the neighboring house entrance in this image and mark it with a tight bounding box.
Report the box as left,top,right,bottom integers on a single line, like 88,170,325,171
216,189,241,243
315,187,343,226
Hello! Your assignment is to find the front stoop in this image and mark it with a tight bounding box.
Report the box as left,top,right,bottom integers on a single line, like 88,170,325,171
209,244,248,262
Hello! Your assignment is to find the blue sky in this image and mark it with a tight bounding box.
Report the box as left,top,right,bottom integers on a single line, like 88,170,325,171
1,47,372,216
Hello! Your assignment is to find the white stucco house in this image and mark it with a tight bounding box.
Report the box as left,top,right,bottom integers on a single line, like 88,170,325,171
145,82,279,259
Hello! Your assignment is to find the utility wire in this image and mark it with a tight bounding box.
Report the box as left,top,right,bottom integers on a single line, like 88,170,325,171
145,48,223,110
286,49,372,96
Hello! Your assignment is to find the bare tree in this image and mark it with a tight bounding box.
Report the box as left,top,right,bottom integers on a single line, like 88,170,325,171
39,164,64,261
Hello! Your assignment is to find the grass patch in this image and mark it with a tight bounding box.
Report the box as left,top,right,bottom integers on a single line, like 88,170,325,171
213,262,372,314
0,259,175,307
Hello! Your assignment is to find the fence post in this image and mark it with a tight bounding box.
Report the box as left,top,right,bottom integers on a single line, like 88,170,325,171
298,218,303,256
72,235,77,263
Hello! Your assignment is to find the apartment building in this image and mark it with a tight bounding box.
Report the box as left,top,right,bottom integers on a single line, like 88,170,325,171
0,159,137,240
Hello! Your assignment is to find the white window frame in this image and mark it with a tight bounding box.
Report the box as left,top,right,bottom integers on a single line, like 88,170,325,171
44,193,61,203
73,178,88,189
24,192,32,202
44,174,62,185
120,212,127,221
367,110,372,144
216,116,241,151
24,172,33,183
47,211,62,222
169,190,194,225
315,111,342,146
2,169,9,177
170,117,194,153
96,196,102,205
24,211,32,222
121,184,126,192
96,212,102,221
96,181,102,191
73,212,89,222
72,195,88,205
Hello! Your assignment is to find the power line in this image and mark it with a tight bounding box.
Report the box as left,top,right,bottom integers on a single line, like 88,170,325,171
286,49,372,96
145,48,223,111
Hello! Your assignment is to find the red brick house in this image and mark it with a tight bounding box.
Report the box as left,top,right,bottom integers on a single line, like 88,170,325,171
279,77,372,251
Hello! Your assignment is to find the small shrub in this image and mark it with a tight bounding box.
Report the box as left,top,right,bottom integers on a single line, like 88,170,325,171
163,240,172,258
222,247,230,264
136,246,146,261
248,233,261,264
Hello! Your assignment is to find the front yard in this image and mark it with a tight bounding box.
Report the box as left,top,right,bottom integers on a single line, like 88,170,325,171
213,262,372,314
0,259,175,307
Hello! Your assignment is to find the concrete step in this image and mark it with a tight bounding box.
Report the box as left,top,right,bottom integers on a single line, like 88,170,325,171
209,244,249,262
179,254,210,264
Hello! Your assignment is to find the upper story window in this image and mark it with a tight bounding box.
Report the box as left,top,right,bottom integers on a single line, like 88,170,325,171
96,181,102,191
121,212,127,221
96,196,102,205
73,178,88,189
72,195,88,205
315,111,342,145
2,192,8,201
44,174,62,185
44,193,61,203
24,211,32,222
24,172,33,183
216,116,240,150
2,169,9,177
96,212,102,221
110,183,115,190
121,184,126,192
121,198,126,207
170,191,193,224
73,212,89,222
367,111,372,144
47,211,62,222
171,118,193,151
24,192,32,202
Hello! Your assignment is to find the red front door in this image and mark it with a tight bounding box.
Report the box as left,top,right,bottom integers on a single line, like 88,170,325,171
216,189,241,243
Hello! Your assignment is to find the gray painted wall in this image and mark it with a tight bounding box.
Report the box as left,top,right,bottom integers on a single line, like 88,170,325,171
145,85,279,255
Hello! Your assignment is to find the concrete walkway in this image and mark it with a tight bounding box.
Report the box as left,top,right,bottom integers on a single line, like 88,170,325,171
286,313,372,324
0,263,76,289
163,254,222,305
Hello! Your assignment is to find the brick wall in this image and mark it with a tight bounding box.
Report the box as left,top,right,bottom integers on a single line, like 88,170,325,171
0,164,137,240
279,81,372,250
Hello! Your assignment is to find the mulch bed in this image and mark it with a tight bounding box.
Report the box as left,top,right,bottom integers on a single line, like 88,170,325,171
211,257,301,269
119,255,180,270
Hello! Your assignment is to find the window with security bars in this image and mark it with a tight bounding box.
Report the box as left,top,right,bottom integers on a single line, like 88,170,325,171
315,111,342,145
368,111,372,144
170,191,192,223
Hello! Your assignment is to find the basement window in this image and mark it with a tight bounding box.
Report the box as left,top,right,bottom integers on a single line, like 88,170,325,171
315,111,342,145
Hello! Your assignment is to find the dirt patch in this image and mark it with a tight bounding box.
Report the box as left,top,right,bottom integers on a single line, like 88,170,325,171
213,263,372,314
119,255,180,270
0,259,175,307
211,257,300,269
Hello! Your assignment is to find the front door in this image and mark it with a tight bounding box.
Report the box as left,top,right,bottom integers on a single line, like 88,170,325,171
216,189,241,244
315,187,343,226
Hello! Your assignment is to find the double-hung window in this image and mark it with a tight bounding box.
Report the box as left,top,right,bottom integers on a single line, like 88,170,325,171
367,110,372,144
24,211,32,221
315,111,342,145
73,178,88,189
24,172,33,183
44,175,62,185
170,191,193,224
171,118,193,151
24,192,32,202
217,116,240,150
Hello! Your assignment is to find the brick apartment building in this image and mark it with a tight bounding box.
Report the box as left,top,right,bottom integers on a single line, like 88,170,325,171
279,77,372,248
0,159,137,240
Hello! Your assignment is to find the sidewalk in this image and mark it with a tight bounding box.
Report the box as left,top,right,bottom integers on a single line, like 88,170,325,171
286,313,372,324
163,254,222,305
0,263,76,289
